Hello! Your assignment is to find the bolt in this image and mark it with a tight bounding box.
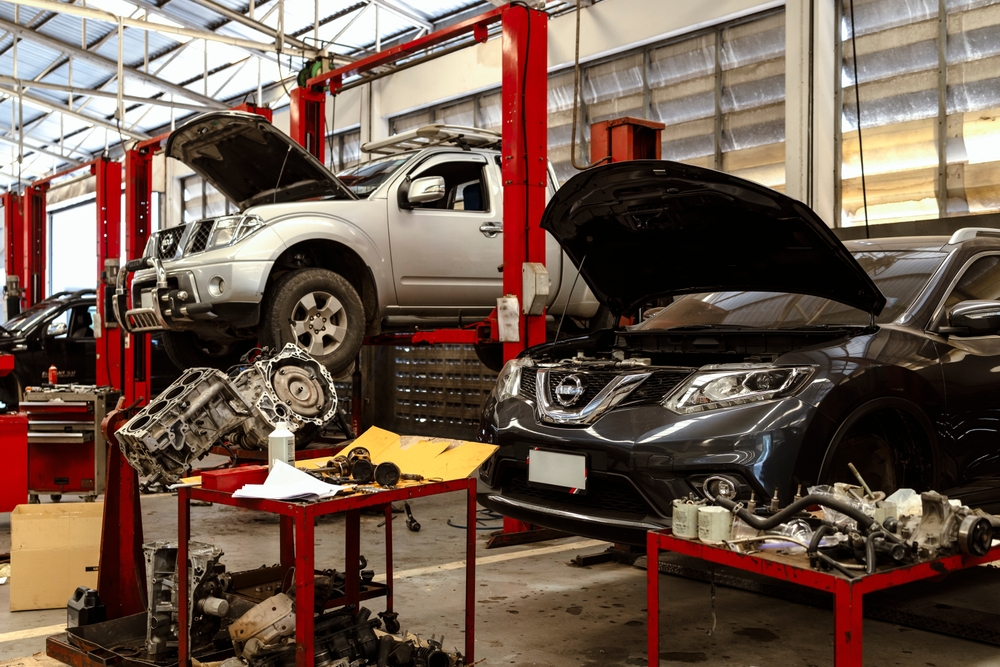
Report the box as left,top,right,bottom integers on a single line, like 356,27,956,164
279,368,286,375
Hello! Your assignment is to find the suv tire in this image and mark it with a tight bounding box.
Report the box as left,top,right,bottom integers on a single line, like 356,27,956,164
260,268,364,376
162,331,255,371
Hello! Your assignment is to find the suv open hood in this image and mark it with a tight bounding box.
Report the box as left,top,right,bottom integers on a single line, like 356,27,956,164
165,111,356,210
541,160,886,317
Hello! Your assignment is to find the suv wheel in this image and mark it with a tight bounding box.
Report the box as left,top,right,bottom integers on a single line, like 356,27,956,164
822,432,898,494
162,331,254,371
260,268,364,376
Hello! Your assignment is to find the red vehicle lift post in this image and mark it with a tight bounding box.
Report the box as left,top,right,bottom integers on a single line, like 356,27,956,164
94,158,123,388
292,5,558,546
22,181,47,308
2,192,24,316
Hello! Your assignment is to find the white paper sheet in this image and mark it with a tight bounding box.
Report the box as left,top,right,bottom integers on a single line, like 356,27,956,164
232,459,349,500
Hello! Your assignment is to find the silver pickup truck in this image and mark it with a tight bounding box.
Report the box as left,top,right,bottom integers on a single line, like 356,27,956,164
117,112,600,374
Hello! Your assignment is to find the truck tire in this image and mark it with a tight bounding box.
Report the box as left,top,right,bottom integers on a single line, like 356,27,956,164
260,268,364,376
161,330,254,371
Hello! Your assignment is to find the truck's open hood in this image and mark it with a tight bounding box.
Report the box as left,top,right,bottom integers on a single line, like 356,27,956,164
541,160,886,317
165,111,356,210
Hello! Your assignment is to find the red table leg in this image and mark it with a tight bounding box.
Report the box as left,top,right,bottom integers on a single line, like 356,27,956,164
465,483,476,663
834,579,863,667
280,515,294,583
384,504,394,615
294,507,315,667
178,487,190,667
647,531,659,667
345,509,361,608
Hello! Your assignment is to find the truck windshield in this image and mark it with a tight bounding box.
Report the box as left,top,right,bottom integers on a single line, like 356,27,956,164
3,301,62,335
337,155,412,197
638,250,949,329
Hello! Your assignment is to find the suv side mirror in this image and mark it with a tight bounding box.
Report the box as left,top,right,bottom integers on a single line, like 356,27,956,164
46,321,67,337
946,300,1000,336
407,176,446,205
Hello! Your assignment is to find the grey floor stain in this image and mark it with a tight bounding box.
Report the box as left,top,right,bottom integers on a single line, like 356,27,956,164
733,627,779,642
658,652,708,663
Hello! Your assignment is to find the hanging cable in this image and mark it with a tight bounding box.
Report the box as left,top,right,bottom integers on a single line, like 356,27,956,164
848,0,870,239
570,0,609,170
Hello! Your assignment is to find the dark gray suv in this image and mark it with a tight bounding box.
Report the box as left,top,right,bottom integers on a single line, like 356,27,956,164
477,160,1000,545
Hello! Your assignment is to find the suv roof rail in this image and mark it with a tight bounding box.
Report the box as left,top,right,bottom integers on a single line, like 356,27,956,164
947,227,1000,245
361,124,501,155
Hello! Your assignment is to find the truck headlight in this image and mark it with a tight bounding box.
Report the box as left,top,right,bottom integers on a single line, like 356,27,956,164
492,358,531,403
207,214,265,250
663,364,813,414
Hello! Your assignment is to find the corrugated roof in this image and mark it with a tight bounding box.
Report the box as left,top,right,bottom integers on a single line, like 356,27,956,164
0,0,579,188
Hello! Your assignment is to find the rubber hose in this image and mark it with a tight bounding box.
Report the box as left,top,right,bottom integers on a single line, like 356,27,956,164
865,531,878,575
711,494,875,532
807,523,836,554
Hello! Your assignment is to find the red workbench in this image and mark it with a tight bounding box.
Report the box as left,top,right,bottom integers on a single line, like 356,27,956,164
177,478,477,667
646,528,1000,667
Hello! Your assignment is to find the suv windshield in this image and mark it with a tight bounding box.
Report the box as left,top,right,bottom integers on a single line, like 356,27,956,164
3,301,63,335
638,250,949,330
337,155,412,197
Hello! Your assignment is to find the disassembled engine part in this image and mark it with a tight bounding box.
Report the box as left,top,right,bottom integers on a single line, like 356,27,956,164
374,630,456,667
374,461,401,488
888,491,994,560
231,597,381,667
144,541,231,656
116,344,341,483
404,502,421,532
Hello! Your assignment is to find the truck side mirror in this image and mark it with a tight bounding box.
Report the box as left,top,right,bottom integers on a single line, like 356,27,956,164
47,321,67,337
405,176,446,206
947,300,1000,336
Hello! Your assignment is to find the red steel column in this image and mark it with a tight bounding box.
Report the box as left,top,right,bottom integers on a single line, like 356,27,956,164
94,158,123,388
500,4,548,363
2,192,24,316
834,579,863,667
21,183,47,307
124,145,155,405
289,86,326,162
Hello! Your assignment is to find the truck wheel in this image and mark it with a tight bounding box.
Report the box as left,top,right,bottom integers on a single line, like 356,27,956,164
161,331,255,371
260,268,364,376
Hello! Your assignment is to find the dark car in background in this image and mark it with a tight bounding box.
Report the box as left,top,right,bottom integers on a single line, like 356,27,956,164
477,159,1000,545
0,289,181,402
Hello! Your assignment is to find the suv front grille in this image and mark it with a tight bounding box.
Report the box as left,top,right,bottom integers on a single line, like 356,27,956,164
518,367,691,406
153,226,185,260
187,220,214,254
505,470,653,517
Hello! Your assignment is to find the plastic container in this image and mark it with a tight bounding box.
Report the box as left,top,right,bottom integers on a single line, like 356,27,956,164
671,499,699,539
267,422,295,471
697,506,732,544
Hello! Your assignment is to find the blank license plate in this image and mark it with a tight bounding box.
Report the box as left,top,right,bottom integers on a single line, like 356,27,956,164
528,449,587,493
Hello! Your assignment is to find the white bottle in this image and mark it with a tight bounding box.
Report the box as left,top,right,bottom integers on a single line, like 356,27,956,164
268,422,295,471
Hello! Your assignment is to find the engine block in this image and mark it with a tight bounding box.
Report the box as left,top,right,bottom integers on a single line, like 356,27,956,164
116,344,339,482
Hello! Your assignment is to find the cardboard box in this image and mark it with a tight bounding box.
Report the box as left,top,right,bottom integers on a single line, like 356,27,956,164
10,502,103,611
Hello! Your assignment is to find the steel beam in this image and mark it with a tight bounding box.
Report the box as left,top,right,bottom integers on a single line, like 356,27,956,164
0,75,210,113
8,0,317,57
0,82,151,139
0,16,226,109
0,132,85,166
2,192,23,315
21,181,45,307
184,0,313,52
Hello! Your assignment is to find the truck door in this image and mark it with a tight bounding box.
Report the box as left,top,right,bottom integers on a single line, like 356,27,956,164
387,152,502,310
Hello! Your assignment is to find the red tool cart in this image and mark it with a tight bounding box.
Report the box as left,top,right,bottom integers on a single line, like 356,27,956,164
21,387,118,503
0,352,28,512
646,528,1000,667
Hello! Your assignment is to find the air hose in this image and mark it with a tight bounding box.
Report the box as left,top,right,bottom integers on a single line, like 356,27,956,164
707,491,875,532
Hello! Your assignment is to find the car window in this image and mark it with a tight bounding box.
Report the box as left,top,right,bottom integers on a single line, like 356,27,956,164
944,255,1000,311
337,155,412,197
67,305,96,339
411,162,489,212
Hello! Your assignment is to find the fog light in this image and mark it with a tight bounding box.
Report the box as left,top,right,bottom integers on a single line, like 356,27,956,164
208,276,226,297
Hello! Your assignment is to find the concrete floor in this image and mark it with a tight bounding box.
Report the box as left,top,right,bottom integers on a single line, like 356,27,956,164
3,492,1000,666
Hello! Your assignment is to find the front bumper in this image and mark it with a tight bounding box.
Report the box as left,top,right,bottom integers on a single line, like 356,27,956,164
477,395,822,545
115,257,270,333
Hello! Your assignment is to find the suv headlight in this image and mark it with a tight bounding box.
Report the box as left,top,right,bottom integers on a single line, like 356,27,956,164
207,214,265,250
663,364,814,414
492,358,531,403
